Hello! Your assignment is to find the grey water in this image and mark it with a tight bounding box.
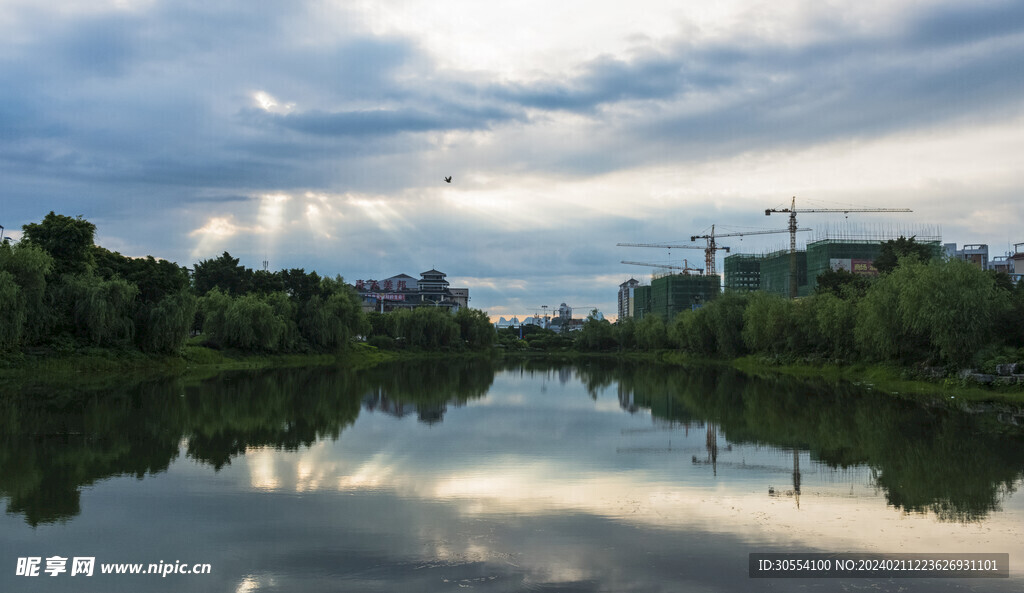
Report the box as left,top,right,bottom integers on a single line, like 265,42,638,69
2,360,1023,592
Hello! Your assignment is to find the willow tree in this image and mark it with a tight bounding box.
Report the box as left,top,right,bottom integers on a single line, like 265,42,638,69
222,294,288,351
806,292,857,359
136,290,198,353
57,275,139,346
0,242,52,344
199,287,232,346
453,308,495,350
742,291,794,356
894,258,1009,366
635,314,668,351
0,271,25,347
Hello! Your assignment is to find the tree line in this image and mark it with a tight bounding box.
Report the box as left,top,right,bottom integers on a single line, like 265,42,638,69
0,212,493,356
576,237,1024,371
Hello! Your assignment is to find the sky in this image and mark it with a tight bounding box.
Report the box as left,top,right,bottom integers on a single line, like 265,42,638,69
2,0,1023,320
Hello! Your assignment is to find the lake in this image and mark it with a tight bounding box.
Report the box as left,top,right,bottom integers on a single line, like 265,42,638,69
2,359,1023,592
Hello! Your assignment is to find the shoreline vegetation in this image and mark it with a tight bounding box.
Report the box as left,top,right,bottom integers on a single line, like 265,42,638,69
3,345,1024,408
2,212,1023,406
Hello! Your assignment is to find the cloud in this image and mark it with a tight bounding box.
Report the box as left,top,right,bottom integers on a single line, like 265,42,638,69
3,0,1024,316
243,103,519,138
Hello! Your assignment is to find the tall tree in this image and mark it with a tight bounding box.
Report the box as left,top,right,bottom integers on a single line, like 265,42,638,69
814,267,872,298
94,247,189,303
873,236,936,274
192,252,252,296
21,212,96,277
281,268,321,302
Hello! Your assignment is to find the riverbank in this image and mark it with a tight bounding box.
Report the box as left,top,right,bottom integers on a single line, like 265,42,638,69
4,343,1023,407
725,354,1024,406
0,341,511,390
0,342,395,388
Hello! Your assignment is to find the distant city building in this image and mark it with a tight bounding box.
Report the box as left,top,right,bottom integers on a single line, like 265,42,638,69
497,307,602,332
944,241,1024,281
1002,243,1024,283
618,278,640,320
945,243,989,268
550,316,586,332
353,269,468,313
495,316,522,329
1010,252,1024,274
521,315,547,328
990,255,1012,274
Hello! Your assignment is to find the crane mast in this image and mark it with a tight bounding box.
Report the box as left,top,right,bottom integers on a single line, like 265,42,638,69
689,225,814,275
619,225,728,276
684,224,730,275
765,197,912,298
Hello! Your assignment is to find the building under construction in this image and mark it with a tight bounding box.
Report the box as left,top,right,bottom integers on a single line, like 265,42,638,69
723,225,942,297
723,248,809,297
631,272,720,321
722,254,761,292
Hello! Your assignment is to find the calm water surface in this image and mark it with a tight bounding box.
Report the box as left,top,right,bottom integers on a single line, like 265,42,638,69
2,360,1023,592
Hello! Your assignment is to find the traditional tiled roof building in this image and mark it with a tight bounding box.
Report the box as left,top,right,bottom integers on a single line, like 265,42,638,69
353,269,468,313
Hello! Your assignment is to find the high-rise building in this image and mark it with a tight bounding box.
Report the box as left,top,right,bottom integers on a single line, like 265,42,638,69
617,278,640,320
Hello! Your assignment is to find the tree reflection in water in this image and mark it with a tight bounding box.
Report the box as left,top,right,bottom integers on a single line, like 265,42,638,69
1,358,1022,525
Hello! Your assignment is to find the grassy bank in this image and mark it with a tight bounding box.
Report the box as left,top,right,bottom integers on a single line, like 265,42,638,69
0,342,400,388
728,355,1024,406
0,339,511,390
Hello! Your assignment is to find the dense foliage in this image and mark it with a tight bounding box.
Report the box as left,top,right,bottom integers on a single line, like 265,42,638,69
2,213,495,357
6,215,1018,368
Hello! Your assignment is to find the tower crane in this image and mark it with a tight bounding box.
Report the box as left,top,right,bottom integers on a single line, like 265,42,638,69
617,242,718,275
688,224,814,275
765,196,912,298
621,260,704,275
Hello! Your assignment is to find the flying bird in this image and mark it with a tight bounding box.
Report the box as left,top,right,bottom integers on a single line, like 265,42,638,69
444,176,452,183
